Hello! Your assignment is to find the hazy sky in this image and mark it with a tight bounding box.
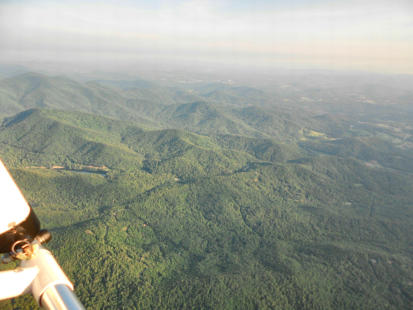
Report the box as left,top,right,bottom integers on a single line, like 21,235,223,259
1,0,412,74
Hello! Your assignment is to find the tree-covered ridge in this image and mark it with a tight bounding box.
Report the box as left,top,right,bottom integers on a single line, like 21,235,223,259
0,107,412,309
0,72,352,140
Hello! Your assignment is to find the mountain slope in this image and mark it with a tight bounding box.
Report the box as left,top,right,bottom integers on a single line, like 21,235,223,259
0,109,143,169
0,72,156,125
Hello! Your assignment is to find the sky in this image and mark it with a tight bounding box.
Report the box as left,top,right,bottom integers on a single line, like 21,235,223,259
1,0,412,74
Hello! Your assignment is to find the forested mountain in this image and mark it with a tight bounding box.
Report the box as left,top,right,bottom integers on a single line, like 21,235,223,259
0,72,331,139
0,73,157,125
0,72,412,309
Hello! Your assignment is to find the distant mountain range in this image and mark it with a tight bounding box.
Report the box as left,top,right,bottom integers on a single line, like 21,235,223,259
0,72,311,139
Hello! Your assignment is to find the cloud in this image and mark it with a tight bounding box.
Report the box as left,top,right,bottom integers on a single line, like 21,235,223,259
0,0,412,73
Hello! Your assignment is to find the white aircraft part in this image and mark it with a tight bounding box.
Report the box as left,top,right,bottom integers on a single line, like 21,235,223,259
0,160,30,235
0,266,39,300
21,246,74,306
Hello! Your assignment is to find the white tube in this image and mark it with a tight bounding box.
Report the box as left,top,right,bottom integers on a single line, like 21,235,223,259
41,284,85,310
21,246,84,309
